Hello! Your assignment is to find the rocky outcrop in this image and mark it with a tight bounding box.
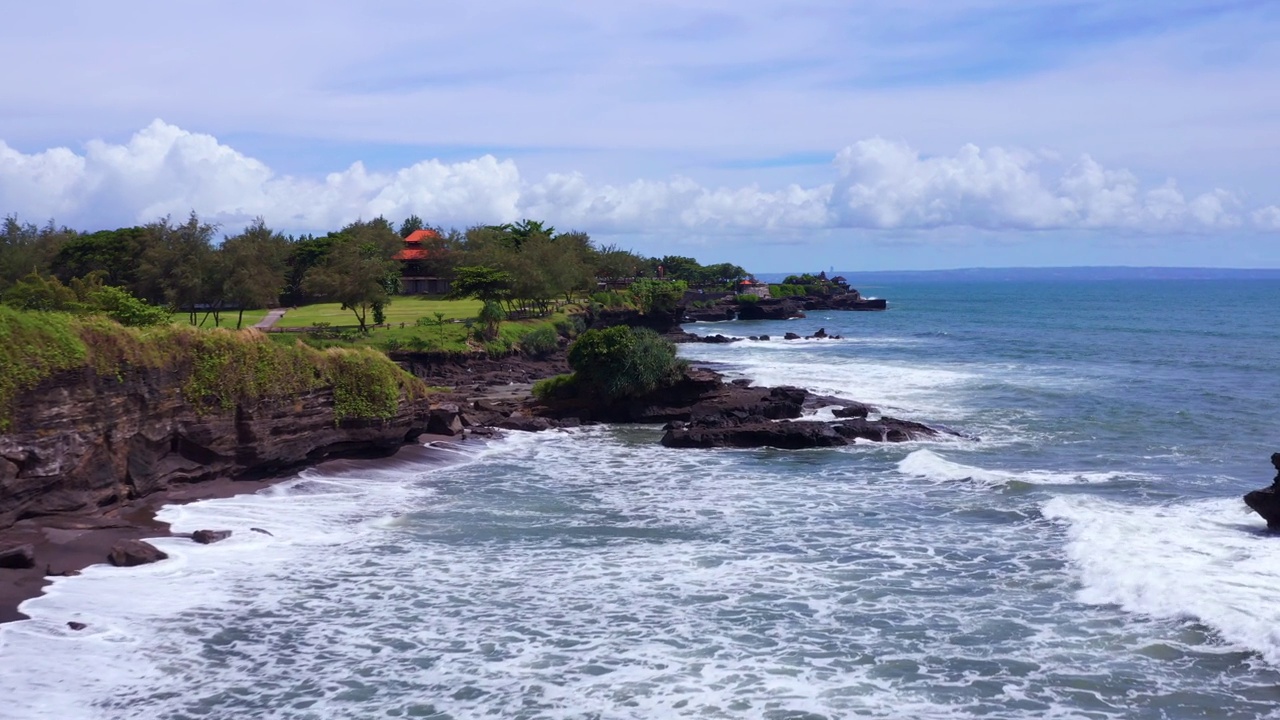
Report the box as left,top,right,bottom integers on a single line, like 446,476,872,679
1243,453,1280,530
683,306,736,323
0,366,433,529
0,544,35,569
108,539,167,567
736,298,806,321
191,529,231,544
661,415,941,449
804,293,887,311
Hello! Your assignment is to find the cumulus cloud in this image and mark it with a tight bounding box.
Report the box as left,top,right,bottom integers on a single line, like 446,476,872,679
0,121,1274,236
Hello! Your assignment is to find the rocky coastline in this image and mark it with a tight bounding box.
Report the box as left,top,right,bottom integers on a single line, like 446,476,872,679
0,304,937,623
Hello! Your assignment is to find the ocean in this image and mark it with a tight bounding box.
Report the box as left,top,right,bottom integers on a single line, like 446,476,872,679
3,279,1280,719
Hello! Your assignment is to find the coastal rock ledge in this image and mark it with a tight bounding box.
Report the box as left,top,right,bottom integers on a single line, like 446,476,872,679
0,366,432,529
1243,453,1280,530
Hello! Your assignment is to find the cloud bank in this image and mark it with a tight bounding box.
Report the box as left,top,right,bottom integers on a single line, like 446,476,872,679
0,121,1273,236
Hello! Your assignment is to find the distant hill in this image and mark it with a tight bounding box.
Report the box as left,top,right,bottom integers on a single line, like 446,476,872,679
754,267,1280,284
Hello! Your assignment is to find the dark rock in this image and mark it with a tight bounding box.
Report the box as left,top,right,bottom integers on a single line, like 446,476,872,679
758,335,770,341
1243,453,1280,530
250,527,274,536
661,415,941,449
497,414,553,432
730,379,753,387
813,328,827,338
699,334,739,344
0,543,36,569
737,298,806,321
108,539,168,567
683,306,736,323
832,403,873,418
0,362,435,530
426,404,465,436
67,621,87,631
783,332,801,340
191,529,232,544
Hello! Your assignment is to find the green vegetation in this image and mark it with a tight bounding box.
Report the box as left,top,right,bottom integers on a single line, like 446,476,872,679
3,272,171,327
560,326,687,401
0,305,427,430
280,299,483,327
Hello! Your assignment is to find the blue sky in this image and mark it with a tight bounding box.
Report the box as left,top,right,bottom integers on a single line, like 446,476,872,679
0,0,1277,271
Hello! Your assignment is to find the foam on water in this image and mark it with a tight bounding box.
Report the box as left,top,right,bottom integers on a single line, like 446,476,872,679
4,427,1276,719
899,450,1144,488
1043,495,1280,664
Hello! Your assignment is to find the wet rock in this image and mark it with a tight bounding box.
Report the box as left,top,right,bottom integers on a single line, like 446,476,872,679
426,404,465,436
737,298,806,321
1243,453,1280,530
784,332,801,340
661,415,942,449
497,414,553,432
758,335,770,341
0,543,35,569
108,539,168,567
67,621,87,631
699,334,739,344
191,529,232,544
832,403,873,418
813,328,827,338
250,527,274,536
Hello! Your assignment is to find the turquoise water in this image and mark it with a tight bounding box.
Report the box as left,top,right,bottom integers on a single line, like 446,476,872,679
2,280,1280,719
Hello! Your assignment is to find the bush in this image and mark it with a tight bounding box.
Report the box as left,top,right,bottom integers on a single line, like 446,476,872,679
553,314,587,338
769,283,806,298
589,291,629,308
532,373,578,400
567,326,686,400
520,325,559,357
628,278,687,315
735,294,759,304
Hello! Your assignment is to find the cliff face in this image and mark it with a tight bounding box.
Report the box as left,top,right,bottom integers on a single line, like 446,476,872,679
0,366,431,529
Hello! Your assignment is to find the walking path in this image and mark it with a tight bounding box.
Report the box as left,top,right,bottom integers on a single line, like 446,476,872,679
252,308,287,330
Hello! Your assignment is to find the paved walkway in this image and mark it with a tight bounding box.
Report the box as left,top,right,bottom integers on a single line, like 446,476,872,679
252,308,287,330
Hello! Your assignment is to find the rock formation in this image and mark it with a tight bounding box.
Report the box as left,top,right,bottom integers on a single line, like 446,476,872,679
0,366,433,529
1243,453,1280,530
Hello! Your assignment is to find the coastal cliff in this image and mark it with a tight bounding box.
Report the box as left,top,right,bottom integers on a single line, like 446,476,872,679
0,366,431,528
0,308,432,530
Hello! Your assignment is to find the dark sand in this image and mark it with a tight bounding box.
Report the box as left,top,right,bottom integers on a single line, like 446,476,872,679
0,435,469,624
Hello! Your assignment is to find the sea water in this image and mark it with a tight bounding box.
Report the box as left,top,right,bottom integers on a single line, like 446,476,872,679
3,279,1280,719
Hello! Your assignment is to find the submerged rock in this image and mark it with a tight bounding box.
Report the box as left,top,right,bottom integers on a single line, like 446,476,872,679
191,529,232,544
1243,453,1280,530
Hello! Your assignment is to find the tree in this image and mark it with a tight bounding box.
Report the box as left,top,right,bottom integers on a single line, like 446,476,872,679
221,218,291,328
476,300,505,340
399,214,426,237
448,265,513,304
1,216,76,291
134,213,222,324
301,219,401,332
50,226,145,289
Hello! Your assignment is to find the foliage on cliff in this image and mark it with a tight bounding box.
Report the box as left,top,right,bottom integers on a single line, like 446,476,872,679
0,305,427,430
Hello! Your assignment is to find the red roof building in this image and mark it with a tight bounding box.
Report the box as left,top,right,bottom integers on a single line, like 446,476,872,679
394,229,452,295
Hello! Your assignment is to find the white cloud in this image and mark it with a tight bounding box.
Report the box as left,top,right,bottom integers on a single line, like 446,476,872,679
0,121,1274,237
1250,205,1280,231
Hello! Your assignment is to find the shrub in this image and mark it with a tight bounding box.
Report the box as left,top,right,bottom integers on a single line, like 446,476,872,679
735,294,759,304
589,291,629,308
769,283,806,298
553,314,587,338
520,325,559,357
532,373,578,400
567,326,686,400
628,278,687,315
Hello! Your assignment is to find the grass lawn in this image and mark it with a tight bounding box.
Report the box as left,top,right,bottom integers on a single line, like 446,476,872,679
170,308,270,329
279,298,484,328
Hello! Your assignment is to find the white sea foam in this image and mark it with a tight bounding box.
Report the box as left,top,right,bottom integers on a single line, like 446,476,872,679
1,429,1275,719
1043,495,1280,664
898,450,1141,487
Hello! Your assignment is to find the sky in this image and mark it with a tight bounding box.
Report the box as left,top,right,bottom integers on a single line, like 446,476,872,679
1,0,1278,272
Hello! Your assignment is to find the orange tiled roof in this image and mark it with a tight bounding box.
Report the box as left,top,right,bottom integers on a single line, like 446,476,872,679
394,248,430,261
403,229,440,244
